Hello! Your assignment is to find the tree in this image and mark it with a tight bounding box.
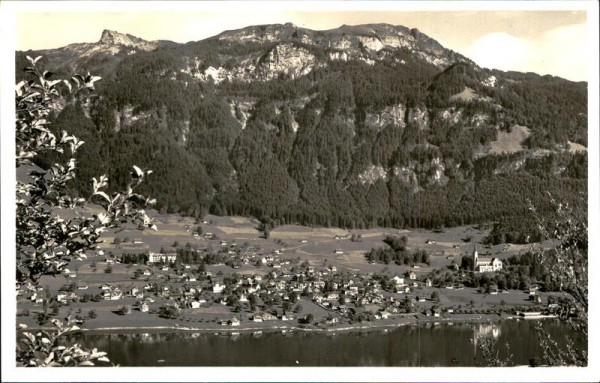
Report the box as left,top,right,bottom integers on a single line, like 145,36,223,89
530,194,587,366
474,330,513,367
461,255,474,271
476,194,588,367
15,57,155,367
158,305,180,319
116,306,131,315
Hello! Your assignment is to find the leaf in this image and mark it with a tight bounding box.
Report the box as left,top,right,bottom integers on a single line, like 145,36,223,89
90,351,107,359
78,360,95,366
63,79,72,92
26,55,41,65
94,191,111,203
23,332,35,343
97,213,111,225
132,165,143,178
44,351,55,365
15,81,26,96
84,75,102,90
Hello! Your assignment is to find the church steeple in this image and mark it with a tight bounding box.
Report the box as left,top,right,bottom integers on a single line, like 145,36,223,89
473,244,478,265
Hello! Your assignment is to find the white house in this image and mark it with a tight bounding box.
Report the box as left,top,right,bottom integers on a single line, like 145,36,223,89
110,289,123,300
212,283,225,294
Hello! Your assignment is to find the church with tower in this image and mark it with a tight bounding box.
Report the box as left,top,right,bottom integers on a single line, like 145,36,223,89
472,245,503,272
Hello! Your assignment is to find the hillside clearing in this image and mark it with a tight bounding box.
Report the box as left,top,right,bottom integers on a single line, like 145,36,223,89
475,125,530,157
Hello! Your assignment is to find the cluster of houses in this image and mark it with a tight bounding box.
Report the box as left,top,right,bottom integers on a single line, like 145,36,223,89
17,239,516,329
145,261,450,325
18,245,456,326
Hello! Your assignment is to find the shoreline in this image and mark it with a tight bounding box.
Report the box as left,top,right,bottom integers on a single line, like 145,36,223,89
24,313,560,335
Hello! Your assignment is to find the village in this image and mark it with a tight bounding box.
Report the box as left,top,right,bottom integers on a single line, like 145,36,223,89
16,214,563,334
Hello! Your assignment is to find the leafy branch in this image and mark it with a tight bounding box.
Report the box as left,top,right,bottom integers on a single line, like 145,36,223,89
15,56,156,367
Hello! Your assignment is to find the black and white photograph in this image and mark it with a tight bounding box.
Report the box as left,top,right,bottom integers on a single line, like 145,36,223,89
1,1,598,381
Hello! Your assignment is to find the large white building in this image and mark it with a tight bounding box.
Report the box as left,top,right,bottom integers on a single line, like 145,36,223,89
473,246,502,272
148,252,177,264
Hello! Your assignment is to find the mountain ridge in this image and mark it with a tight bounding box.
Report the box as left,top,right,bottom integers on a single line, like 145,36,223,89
15,23,587,243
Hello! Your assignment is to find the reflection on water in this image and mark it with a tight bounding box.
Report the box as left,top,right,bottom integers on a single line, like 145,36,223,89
70,320,585,367
471,323,502,357
474,323,501,339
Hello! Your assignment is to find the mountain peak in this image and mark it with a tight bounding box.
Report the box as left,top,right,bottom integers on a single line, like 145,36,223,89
99,29,145,46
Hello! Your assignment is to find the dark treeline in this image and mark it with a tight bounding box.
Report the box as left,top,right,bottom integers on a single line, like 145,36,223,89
120,253,149,264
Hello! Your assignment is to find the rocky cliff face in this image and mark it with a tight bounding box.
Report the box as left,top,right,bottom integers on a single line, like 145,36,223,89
22,30,171,76
189,22,471,85
98,29,159,50
365,104,407,130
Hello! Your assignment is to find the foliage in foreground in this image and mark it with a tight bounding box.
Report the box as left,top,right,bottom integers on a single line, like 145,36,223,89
16,318,110,367
531,194,588,366
15,56,155,366
476,194,587,367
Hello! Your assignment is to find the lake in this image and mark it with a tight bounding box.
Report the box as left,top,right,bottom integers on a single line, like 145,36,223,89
71,320,585,366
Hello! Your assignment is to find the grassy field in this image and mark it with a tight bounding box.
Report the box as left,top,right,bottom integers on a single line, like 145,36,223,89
89,213,552,280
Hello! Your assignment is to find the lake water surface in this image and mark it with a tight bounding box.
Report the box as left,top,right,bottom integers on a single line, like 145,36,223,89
73,320,585,366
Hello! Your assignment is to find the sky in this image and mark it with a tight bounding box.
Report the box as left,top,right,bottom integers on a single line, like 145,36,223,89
14,8,589,81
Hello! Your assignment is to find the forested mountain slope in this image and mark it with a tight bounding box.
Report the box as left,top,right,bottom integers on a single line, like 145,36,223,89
16,24,588,243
